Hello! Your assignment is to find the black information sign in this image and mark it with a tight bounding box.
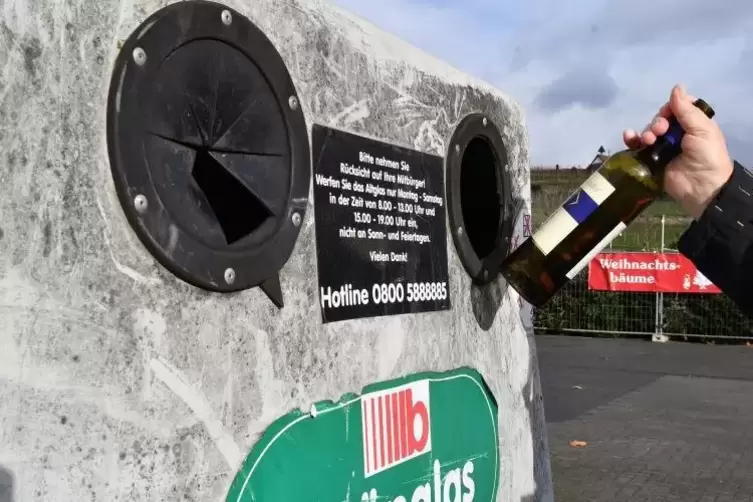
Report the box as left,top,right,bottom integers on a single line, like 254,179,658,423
312,124,451,323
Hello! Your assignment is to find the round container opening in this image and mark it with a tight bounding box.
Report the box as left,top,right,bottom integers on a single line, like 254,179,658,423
460,136,501,260
191,147,274,246
106,0,311,306
446,113,512,284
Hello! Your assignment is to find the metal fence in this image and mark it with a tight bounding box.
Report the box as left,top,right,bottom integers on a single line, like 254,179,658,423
531,216,753,340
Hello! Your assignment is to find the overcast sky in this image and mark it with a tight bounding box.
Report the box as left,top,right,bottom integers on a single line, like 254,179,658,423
331,0,753,167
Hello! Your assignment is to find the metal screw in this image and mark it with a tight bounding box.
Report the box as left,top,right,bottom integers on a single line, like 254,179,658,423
134,194,148,213
224,268,236,285
132,47,146,66
482,117,488,127
292,212,302,227
221,9,232,25
457,226,463,236
288,96,299,110
454,144,460,154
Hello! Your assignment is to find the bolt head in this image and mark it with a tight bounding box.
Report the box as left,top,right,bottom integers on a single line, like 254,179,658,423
457,226,463,236
482,117,488,127
454,144,460,154
224,268,236,285
134,194,148,213
288,96,299,110
292,212,302,227
132,47,146,66
221,10,232,25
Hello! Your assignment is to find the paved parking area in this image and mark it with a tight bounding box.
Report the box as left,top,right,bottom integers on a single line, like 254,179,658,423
536,334,753,502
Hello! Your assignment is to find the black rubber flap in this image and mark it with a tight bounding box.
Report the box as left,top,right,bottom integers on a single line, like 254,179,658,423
445,114,515,284
106,0,310,307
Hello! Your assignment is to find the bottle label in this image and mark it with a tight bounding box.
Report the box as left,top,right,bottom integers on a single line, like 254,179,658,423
565,221,627,279
532,171,616,255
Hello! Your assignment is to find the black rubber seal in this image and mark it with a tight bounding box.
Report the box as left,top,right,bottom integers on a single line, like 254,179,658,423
445,113,515,284
106,0,310,305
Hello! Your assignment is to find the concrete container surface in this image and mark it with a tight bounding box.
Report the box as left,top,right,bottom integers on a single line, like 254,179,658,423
0,0,552,500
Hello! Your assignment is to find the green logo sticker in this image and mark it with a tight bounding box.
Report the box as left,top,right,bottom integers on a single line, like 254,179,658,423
227,367,499,502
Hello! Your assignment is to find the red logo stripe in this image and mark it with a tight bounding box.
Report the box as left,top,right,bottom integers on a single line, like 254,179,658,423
401,389,409,459
385,393,393,464
371,396,378,471
378,396,386,469
391,392,400,464
362,399,370,474
362,382,432,477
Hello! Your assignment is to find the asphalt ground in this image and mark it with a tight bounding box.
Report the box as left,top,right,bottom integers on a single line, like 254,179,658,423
536,334,753,502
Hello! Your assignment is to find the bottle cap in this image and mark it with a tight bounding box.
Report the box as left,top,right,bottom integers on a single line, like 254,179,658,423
692,98,715,119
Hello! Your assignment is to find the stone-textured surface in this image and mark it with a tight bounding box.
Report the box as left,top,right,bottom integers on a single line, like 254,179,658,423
539,334,753,502
0,0,551,501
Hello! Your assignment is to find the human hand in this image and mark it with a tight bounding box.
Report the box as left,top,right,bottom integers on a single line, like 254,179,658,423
623,85,734,220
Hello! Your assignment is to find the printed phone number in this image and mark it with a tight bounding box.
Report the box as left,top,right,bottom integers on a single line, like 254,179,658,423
320,282,448,309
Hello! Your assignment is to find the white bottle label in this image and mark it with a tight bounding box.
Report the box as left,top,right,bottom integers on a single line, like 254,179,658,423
532,171,616,255
565,221,627,279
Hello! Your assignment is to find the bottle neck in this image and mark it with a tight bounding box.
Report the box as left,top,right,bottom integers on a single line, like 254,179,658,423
635,98,715,175
634,117,685,175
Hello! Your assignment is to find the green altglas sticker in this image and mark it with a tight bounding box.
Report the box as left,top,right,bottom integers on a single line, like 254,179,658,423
227,367,499,502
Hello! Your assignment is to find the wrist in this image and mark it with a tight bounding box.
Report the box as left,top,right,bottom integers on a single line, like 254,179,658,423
686,159,735,220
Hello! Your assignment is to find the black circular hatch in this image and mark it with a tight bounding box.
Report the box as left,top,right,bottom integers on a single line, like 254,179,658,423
106,1,310,307
445,114,515,284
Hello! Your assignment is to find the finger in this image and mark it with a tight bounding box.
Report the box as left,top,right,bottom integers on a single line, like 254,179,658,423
623,129,643,150
641,129,657,145
669,84,709,132
650,116,670,136
634,102,672,146
640,118,657,143
655,101,672,119
676,83,698,103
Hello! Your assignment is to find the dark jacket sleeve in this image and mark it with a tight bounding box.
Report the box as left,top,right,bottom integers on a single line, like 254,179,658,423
678,161,753,318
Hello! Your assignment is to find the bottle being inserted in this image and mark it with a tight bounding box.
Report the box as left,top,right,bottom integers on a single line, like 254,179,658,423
500,98,715,307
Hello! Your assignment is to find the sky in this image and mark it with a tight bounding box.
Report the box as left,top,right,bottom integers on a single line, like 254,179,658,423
331,0,753,167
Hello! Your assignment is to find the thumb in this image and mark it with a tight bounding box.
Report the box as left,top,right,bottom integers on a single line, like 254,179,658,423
669,85,710,133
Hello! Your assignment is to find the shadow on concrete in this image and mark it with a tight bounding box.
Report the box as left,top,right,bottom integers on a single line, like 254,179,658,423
470,279,503,331
469,275,553,500
469,269,553,500
0,465,14,502
521,336,554,502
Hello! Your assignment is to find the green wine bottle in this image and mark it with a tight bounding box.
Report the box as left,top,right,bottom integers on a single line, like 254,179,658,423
500,98,715,307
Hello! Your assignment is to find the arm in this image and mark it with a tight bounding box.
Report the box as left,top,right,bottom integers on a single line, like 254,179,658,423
678,161,753,318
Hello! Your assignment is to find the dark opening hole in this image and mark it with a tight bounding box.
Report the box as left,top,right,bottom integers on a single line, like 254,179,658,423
192,148,272,245
460,136,502,260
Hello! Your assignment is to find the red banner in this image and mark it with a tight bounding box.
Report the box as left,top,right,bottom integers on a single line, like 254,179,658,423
588,252,721,294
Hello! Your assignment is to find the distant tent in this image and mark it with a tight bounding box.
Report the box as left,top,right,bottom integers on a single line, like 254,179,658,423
585,151,609,172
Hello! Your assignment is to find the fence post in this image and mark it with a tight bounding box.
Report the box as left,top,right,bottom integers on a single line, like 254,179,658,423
653,215,668,342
